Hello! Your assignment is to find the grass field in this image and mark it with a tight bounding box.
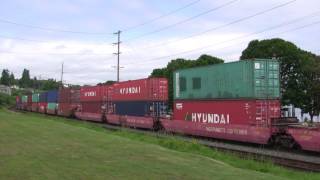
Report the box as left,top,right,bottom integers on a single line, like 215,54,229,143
0,109,319,179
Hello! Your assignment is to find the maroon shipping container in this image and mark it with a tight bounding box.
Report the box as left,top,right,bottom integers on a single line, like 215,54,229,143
57,103,79,117
75,101,104,122
27,95,32,111
112,78,168,101
59,88,80,103
80,86,105,102
31,103,38,112
161,99,280,144
38,103,47,113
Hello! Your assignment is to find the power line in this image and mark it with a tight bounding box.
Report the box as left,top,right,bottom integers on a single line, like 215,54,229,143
0,50,115,56
0,18,113,35
122,0,201,32
124,0,239,41
126,0,297,51
123,14,320,66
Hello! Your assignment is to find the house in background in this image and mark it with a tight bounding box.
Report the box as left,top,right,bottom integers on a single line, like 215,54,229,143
0,85,11,95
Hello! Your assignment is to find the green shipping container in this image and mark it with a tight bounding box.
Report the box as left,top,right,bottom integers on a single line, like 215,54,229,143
173,59,280,100
32,93,40,102
21,95,28,103
47,103,57,110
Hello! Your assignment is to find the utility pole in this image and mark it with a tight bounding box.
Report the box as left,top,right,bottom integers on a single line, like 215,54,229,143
60,62,64,88
113,30,121,82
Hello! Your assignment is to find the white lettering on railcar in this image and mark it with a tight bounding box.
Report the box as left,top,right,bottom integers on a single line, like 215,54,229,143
119,86,141,95
191,113,230,124
84,91,96,97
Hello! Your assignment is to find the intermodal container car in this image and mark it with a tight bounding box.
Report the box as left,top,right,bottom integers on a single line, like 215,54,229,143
112,78,168,101
173,59,280,100
161,99,280,144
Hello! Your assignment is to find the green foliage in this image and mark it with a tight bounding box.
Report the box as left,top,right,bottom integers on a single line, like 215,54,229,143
19,69,31,88
150,54,224,108
0,69,10,85
97,80,116,86
9,73,15,86
0,93,15,107
241,38,320,120
40,79,60,90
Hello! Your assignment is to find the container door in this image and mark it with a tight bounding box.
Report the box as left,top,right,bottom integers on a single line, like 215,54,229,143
267,61,280,98
255,100,280,127
254,61,267,98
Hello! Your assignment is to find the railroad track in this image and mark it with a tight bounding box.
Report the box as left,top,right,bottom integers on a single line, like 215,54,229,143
101,124,320,172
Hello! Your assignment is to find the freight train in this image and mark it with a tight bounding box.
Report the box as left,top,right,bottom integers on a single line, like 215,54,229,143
15,59,320,153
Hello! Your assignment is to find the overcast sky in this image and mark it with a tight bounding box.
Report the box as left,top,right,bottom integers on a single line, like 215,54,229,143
0,0,319,85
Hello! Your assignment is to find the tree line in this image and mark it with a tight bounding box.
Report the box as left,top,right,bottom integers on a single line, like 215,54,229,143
0,69,60,91
150,38,320,122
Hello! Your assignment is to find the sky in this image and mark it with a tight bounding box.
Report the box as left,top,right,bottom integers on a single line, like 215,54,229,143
0,0,319,85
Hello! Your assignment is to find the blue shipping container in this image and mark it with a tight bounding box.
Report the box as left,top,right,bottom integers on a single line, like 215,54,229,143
113,101,167,117
39,92,48,102
47,90,58,102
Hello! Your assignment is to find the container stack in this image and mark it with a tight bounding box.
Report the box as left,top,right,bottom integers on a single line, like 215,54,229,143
172,59,281,126
106,78,168,129
39,92,48,113
57,88,80,117
16,96,22,110
31,93,39,112
21,95,28,110
46,90,58,114
27,94,32,111
75,85,105,121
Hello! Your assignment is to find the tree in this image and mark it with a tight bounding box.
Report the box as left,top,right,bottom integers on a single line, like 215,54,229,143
41,79,60,90
9,73,15,86
298,57,320,122
0,69,10,85
150,54,224,108
19,69,31,88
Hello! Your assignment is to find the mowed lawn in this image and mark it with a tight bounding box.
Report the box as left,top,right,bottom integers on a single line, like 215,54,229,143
0,109,310,180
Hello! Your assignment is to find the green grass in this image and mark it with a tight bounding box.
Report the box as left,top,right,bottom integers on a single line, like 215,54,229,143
0,109,318,180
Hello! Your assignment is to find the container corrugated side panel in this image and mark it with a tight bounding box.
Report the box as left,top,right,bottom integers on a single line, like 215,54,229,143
39,92,48,102
174,59,280,100
253,59,280,98
47,103,57,110
32,93,40,102
173,99,280,127
81,102,103,113
22,95,28,103
47,90,58,102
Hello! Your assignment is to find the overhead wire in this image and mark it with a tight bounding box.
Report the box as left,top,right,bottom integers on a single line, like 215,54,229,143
124,0,239,41
123,12,320,66
122,0,201,32
124,0,297,51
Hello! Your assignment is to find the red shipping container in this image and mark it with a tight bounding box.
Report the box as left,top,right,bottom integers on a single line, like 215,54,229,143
173,99,280,126
161,99,280,144
75,101,104,122
80,86,104,102
27,95,32,111
57,103,79,117
112,78,168,101
59,88,80,103
287,127,320,152
31,103,38,112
